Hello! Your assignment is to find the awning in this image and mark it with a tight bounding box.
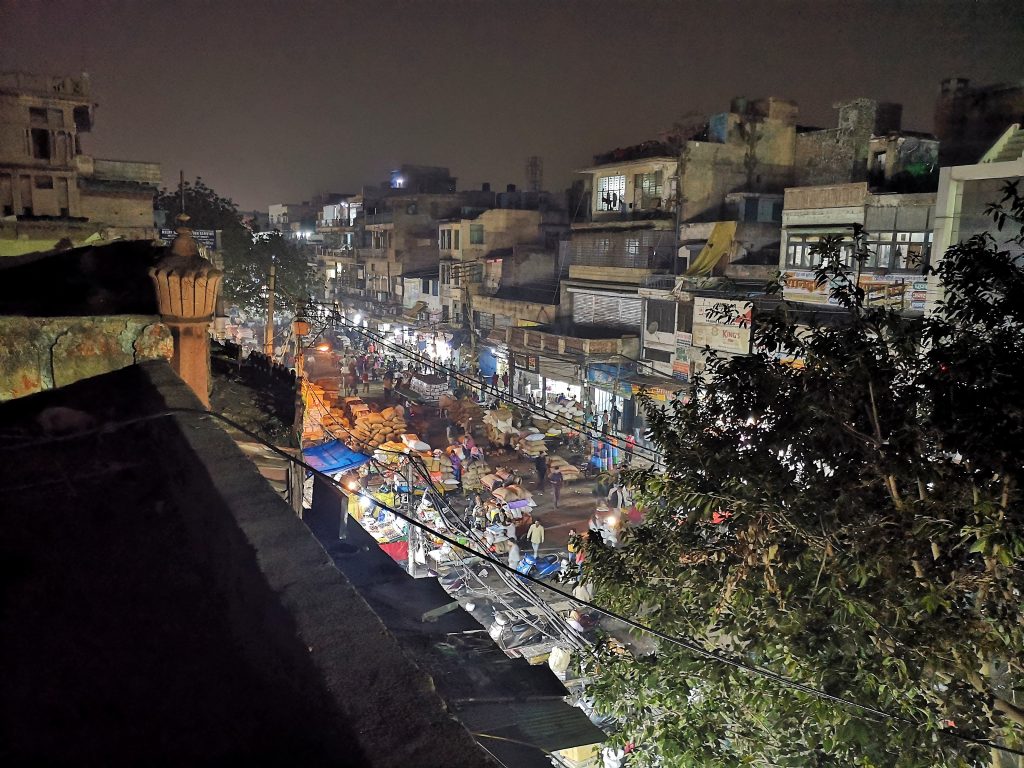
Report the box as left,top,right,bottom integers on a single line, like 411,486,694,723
686,220,737,276
302,440,371,474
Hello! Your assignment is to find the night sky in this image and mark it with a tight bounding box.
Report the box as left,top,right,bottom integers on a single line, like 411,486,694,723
2,0,1021,211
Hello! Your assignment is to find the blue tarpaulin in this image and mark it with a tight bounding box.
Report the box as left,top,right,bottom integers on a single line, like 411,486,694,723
303,440,371,474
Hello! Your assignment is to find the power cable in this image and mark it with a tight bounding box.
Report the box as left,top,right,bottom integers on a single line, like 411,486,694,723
4,407,1023,759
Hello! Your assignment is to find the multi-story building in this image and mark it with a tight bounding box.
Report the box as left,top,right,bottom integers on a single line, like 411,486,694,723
438,204,563,325
0,71,161,256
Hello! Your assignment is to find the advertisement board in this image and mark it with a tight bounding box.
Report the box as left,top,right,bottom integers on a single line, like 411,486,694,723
783,270,926,311
160,228,219,250
673,330,692,381
691,297,752,355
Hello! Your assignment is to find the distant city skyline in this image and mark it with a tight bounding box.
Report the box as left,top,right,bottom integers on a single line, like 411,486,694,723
2,0,1021,210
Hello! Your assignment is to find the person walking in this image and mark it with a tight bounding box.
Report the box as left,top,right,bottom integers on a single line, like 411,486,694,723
382,369,393,403
527,519,545,559
549,461,564,508
508,539,521,571
608,481,626,513
534,453,547,491
610,401,621,431
625,434,636,465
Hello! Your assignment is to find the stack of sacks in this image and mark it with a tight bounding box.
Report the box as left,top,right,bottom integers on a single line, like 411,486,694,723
546,455,582,483
517,434,548,458
478,472,504,491
409,372,447,401
439,394,483,426
301,381,329,443
491,484,536,511
347,405,408,451
461,461,493,491
483,408,518,447
421,450,458,489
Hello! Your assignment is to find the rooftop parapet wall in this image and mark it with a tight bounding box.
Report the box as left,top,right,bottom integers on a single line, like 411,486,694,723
0,315,170,400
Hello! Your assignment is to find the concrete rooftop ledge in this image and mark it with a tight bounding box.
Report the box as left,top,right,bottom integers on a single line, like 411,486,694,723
0,360,495,767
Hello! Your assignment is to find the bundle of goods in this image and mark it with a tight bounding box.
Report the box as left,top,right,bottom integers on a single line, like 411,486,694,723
301,381,329,443
546,455,582,483
439,394,483,428
517,432,548,458
491,484,536,511
347,405,408,451
460,460,493,491
409,372,447,402
420,449,459,491
483,408,519,448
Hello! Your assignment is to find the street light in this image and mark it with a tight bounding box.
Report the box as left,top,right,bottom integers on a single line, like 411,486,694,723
293,310,310,378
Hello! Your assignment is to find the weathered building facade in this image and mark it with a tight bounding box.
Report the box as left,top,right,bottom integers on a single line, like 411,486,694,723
0,71,160,256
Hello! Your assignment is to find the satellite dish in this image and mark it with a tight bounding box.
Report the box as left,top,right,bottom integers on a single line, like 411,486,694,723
647,321,660,334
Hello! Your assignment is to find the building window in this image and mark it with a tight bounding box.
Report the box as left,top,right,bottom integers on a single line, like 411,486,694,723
422,278,430,293
30,129,51,160
454,229,460,249
864,231,931,271
598,175,626,211
744,197,759,222
34,175,54,189
677,303,693,334
785,234,854,269
431,280,438,297
470,224,484,245
634,171,663,208
646,300,676,334
643,347,672,363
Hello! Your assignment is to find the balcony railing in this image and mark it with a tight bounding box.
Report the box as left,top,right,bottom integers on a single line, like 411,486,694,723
641,274,679,290
487,326,639,358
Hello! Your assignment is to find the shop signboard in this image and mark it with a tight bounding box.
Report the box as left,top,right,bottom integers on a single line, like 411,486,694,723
587,365,634,399
512,353,540,373
783,270,922,310
673,331,692,381
692,297,752,355
672,358,690,381
633,383,676,401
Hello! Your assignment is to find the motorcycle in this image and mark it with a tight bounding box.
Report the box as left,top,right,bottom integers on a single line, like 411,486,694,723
516,552,564,580
487,609,547,650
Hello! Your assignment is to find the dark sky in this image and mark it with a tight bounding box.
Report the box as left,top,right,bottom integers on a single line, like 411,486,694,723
2,0,1022,211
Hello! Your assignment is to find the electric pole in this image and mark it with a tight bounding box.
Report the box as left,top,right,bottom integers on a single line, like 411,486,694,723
264,259,277,356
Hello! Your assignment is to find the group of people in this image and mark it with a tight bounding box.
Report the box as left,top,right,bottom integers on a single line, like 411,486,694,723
340,348,403,397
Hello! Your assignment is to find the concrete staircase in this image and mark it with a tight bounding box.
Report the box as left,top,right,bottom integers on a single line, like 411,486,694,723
983,124,1024,163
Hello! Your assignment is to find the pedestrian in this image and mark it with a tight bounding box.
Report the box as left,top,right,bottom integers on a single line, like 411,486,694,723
501,370,509,391
361,367,370,394
608,481,626,513
508,539,521,571
527,519,545,559
625,434,636,464
610,401,621,430
382,369,393,403
534,453,547,490
549,461,564,508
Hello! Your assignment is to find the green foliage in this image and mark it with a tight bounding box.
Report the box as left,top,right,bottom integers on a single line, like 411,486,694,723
155,178,318,314
582,184,1024,766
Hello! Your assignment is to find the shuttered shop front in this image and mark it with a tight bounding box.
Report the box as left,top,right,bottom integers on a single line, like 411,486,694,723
572,292,642,329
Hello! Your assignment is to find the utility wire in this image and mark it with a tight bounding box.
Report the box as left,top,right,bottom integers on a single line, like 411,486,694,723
4,406,1023,759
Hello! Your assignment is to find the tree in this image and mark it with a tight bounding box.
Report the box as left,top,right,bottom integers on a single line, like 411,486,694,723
581,186,1024,767
155,177,318,314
